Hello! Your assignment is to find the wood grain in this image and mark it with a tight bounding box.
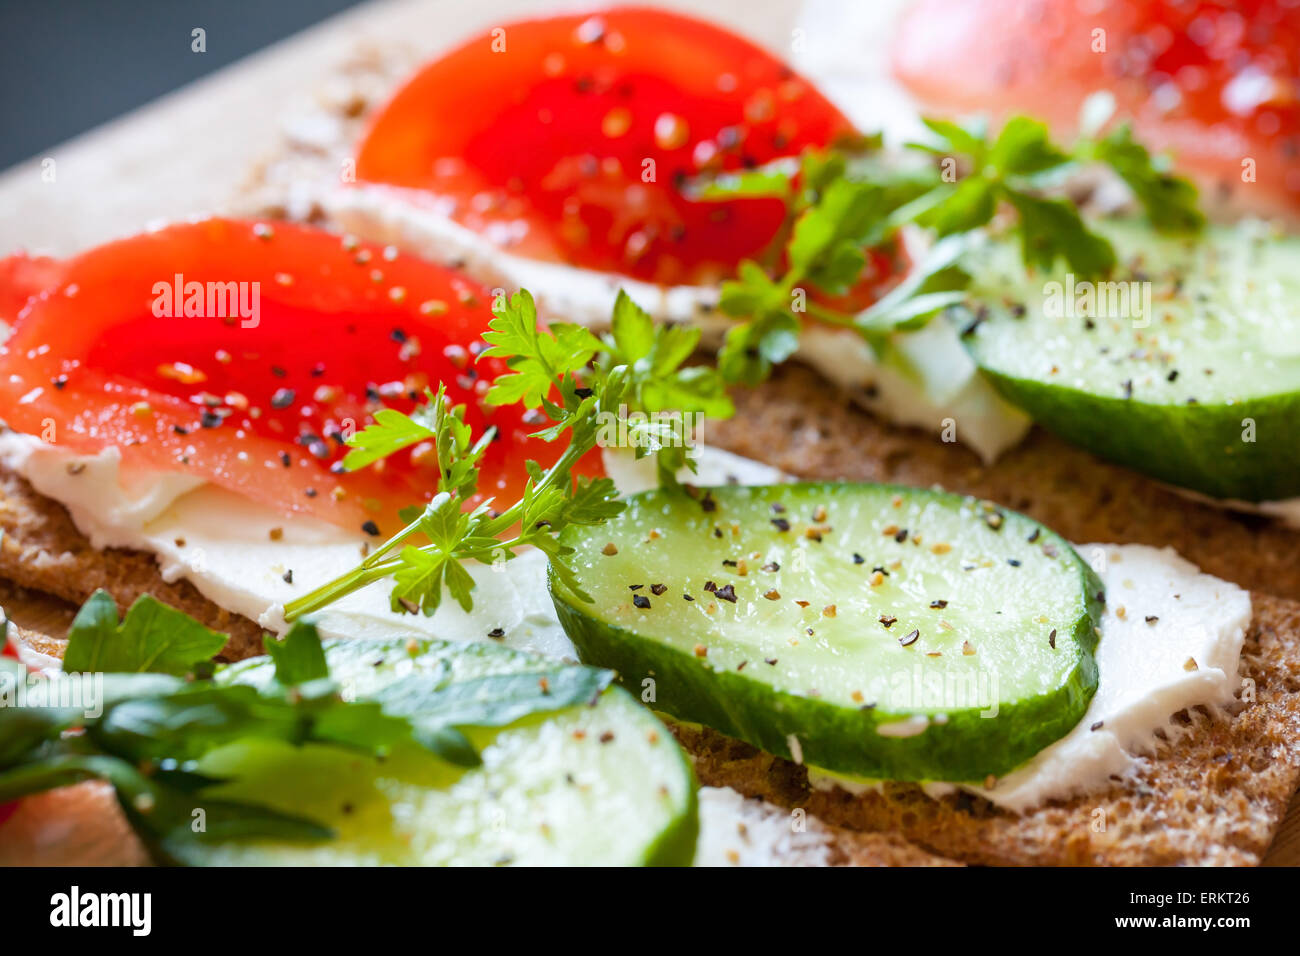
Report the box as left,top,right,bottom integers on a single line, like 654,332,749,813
0,0,1293,865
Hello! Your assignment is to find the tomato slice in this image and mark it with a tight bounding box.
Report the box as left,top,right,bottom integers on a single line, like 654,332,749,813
0,253,64,323
355,6,870,287
0,801,18,828
893,0,1300,211
0,219,601,537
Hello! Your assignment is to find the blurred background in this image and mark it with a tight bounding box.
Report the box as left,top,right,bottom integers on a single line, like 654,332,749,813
0,0,367,169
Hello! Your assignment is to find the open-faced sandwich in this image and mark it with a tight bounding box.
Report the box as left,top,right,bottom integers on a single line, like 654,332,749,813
2,2,1298,868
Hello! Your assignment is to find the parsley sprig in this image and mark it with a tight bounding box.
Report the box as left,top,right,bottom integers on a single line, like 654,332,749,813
0,593,613,863
285,289,729,620
712,111,1203,387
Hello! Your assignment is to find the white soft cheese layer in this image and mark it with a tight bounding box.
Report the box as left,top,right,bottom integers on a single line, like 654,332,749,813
693,786,831,867
0,433,780,661
321,184,1031,463
809,541,1251,812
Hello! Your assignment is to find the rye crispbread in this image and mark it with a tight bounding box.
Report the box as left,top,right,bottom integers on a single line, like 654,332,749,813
711,364,1300,602
2,369,1299,864
673,588,1300,866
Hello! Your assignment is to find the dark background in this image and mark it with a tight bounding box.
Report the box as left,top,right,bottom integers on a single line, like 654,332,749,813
0,0,369,169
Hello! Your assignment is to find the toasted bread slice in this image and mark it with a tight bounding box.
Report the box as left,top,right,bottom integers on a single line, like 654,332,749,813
2,368,1298,864
0,465,955,868
674,585,1300,866
712,364,1300,602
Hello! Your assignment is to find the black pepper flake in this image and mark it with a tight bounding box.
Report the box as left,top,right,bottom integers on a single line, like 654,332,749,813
1027,528,1041,543
713,527,723,538
1049,628,1057,649
650,583,667,596
722,559,737,568
703,581,717,594
683,594,694,602
899,629,920,647
172,425,189,436
271,388,296,409
282,570,294,584
390,327,408,343
629,584,644,591
771,517,790,532
1008,558,1021,567
700,492,717,513
1167,369,1179,382
310,362,326,377
894,528,908,543
764,658,778,666
762,562,780,572
879,615,897,628
714,584,737,603
361,520,380,537
1090,721,1104,732
200,410,222,429
279,451,291,468
487,627,506,639
852,553,865,565
1144,615,1159,624
52,376,67,390
872,566,890,577
271,365,287,378
632,594,651,609
929,600,948,609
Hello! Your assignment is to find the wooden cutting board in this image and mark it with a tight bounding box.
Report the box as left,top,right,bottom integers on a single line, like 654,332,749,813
0,0,1295,866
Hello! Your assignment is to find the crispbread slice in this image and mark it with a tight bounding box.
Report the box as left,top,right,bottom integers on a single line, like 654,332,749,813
711,363,1300,602
674,586,1300,866
0,467,957,867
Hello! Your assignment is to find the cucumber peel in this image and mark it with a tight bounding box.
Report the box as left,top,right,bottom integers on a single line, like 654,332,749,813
550,483,1103,781
173,639,697,866
960,221,1300,501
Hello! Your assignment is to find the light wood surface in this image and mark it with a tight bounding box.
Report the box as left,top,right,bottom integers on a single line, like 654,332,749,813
0,0,1295,866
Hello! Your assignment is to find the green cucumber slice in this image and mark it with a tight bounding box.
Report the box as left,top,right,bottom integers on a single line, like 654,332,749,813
550,483,1102,782
960,220,1300,501
173,639,697,866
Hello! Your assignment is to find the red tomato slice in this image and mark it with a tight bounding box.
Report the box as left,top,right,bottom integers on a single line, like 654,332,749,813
893,0,1300,212
0,801,18,828
356,6,874,287
0,219,601,537
0,253,64,322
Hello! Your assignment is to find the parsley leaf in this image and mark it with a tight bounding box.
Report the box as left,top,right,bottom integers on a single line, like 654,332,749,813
264,620,330,685
1089,124,1205,232
63,590,227,677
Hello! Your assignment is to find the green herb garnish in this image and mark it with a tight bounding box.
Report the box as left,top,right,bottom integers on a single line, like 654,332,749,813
0,593,614,863
712,112,1203,387
285,289,730,621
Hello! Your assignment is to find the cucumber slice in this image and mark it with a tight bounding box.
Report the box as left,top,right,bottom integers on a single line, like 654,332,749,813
960,221,1300,501
550,483,1102,781
173,639,697,866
